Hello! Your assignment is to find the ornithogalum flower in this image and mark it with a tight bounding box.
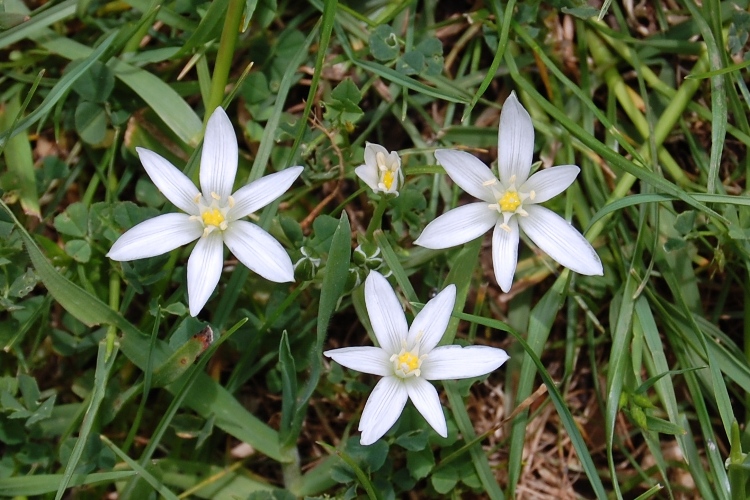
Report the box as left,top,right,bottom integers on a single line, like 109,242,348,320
414,92,603,292
107,106,303,316
324,271,509,445
355,142,403,195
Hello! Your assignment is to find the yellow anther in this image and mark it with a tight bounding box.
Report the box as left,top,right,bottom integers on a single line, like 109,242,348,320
211,192,221,200
201,208,225,227
193,193,202,203
499,191,521,212
382,171,395,190
482,178,497,186
398,352,420,372
228,196,236,208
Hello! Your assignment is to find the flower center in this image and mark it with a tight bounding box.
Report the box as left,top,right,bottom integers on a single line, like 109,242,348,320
191,192,234,237
382,170,395,190
390,346,425,378
202,208,225,227
499,191,521,212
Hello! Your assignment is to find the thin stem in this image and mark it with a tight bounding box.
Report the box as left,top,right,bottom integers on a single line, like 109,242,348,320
365,196,389,241
205,0,244,120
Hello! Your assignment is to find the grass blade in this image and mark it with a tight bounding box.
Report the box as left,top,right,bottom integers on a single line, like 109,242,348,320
55,341,119,500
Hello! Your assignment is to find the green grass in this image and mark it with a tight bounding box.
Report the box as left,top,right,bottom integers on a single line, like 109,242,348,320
1,0,750,498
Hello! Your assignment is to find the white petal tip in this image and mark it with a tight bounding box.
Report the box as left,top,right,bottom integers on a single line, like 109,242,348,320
359,435,376,446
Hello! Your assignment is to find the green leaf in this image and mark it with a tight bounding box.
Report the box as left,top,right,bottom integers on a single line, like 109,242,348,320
1,93,40,218
74,101,108,145
663,237,686,252
319,441,380,500
0,12,29,29
150,333,208,388
674,210,696,235
325,78,363,125
431,465,459,494
54,202,89,237
369,24,400,61
406,447,434,480
285,211,350,448
394,429,429,451
645,415,686,435
172,0,228,57
278,331,297,444
9,268,37,298
27,394,56,426
18,373,40,409
100,435,180,500
396,50,424,76
561,6,600,19
0,30,116,148
71,60,115,103
55,342,119,500
415,37,443,76
0,471,137,497
63,240,91,263
1,201,284,461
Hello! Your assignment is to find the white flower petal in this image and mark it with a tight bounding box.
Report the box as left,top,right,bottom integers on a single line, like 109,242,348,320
136,148,200,215
434,149,496,202
521,165,580,204
519,205,603,276
223,220,294,282
498,92,534,185
359,376,408,446
421,345,509,380
364,142,389,167
365,271,408,354
228,166,303,220
324,346,391,376
186,231,224,316
405,377,446,437
200,107,238,201
107,213,202,261
491,218,519,292
414,203,498,250
407,284,456,353
354,164,379,192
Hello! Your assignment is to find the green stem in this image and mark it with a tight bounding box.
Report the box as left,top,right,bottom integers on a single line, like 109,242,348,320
365,197,389,241
205,0,244,119
281,444,302,493
106,270,120,360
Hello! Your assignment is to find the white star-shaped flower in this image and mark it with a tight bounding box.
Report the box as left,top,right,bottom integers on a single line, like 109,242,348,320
354,142,403,195
107,106,303,316
324,271,509,445
414,92,603,292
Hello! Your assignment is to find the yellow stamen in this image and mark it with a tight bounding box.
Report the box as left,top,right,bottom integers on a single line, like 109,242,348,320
499,191,521,212
398,351,420,372
201,208,225,227
382,171,395,190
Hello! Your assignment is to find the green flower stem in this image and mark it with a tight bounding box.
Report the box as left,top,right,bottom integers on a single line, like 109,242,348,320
280,444,302,493
205,0,244,121
364,196,389,241
106,268,120,360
